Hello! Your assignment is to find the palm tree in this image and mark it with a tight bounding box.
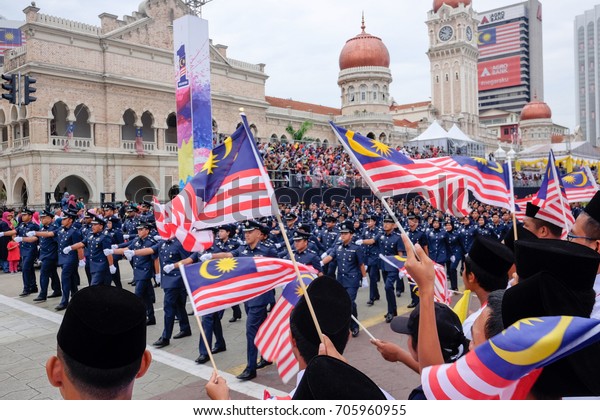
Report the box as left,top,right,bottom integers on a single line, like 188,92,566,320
285,121,313,142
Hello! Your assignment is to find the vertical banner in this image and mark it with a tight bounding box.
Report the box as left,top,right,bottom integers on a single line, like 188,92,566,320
173,16,212,188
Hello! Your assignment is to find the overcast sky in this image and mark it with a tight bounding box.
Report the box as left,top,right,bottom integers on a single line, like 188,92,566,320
3,0,599,130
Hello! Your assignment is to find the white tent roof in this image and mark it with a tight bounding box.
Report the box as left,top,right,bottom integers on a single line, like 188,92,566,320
447,124,475,143
410,120,448,142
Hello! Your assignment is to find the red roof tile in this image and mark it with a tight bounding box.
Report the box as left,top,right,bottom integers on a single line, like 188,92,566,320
266,96,341,116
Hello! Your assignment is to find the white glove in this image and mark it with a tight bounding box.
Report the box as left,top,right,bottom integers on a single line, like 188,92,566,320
200,253,212,262
361,276,369,288
103,248,114,256
163,263,175,274
109,265,117,274
355,239,364,246
124,249,135,261
365,265,368,271
78,259,86,268
14,237,23,243
450,255,456,263
275,242,282,249
62,246,72,254
26,231,36,237
320,252,328,260
111,244,118,249
123,234,130,240
154,235,162,241
0,232,4,237
155,274,161,286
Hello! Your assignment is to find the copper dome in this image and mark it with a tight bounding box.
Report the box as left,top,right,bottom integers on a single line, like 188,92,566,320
433,0,472,13
339,18,390,71
520,100,552,121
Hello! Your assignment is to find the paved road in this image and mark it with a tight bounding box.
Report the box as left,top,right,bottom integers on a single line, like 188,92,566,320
0,262,474,400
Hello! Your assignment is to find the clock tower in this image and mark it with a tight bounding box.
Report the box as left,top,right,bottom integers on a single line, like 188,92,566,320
427,1,480,136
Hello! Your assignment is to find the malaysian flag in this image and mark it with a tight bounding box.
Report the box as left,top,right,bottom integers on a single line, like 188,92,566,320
422,316,600,400
514,151,574,237
255,273,316,384
478,22,522,59
331,122,510,216
135,127,144,156
180,257,316,317
158,115,275,251
331,123,469,217
64,122,74,152
0,27,24,56
561,167,599,203
380,254,451,305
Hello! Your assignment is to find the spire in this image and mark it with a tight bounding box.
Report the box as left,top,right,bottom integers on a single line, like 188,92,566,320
361,11,366,33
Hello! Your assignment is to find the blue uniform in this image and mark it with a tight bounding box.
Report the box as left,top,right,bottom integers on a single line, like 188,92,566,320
82,231,113,286
128,235,158,322
459,223,477,254
361,225,382,302
79,222,93,285
57,225,83,307
406,227,428,305
490,222,508,242
445,229,463,290
328,241,365,330
139,210,155,225
231,243,277,372
104,226,124,288
377,231,404,317
427,228,450,264
37,224,61,299
319,227,339,277
17,221,39,294
152,238,192,340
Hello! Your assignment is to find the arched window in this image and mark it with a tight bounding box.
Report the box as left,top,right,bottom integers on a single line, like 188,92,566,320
74,104,91,138
348,86,355,103
360,84,367,103
141,111,154,142
122,109,137,140
165,113,177,144
51,102,69,136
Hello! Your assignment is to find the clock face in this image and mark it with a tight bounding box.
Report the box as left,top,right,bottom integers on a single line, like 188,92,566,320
439,25,454,42
466,26,473,41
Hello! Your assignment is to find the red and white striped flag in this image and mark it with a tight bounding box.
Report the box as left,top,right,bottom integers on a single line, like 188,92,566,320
180,257,316,317
514,151,574,238
380,254,451,305
255,273,316,383
157,115,275,251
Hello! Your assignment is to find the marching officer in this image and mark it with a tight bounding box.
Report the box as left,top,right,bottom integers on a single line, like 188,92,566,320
355,214,381,306
375,215,404,322
403,212,428,308
445,220,463,291
199,220,277,381
79,212,94,285
28,209,62,302
1,208,40,296
104,216,124,288
101,203,122,230
459,215,477,255
212,224,242,323
426,217,450,266
283,230,323,274
70,213,115,286
56,209,85,311
318,215,339,277
107,222,159,325
321,220,367,337
122,205,139,240
138,201,156,225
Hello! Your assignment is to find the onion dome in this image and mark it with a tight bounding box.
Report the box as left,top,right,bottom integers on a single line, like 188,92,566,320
520,100,552,121
339,16,390,71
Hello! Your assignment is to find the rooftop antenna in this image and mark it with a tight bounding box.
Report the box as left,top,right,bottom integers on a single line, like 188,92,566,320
184,0,214,17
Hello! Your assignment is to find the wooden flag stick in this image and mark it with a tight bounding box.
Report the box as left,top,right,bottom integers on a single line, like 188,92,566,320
240,112,325,345
351,315,376,341
506,155,519,242
194,314,219,373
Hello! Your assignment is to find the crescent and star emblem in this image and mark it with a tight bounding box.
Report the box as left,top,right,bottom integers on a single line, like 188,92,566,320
489,317,571,366
199,259,223,280
346,130,381,158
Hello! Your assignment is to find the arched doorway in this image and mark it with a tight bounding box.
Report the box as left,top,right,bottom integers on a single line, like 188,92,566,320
0,181,6,206
13,178,28,207
53,175,92,204
125,175,156,204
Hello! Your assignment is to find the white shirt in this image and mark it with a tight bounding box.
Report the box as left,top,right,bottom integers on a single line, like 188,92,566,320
462,304,486,341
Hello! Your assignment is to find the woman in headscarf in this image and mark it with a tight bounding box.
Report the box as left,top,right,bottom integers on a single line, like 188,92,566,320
0,212,11,272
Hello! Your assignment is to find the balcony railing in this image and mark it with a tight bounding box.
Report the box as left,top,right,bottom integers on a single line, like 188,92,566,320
1,142,8,152
165,143,178,153
13,137,30,149
122,140,155,152
50,136,93,149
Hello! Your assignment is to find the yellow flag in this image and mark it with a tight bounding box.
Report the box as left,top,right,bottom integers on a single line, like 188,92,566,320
452,290,472,324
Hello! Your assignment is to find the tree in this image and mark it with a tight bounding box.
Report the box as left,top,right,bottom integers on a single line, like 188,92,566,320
285,121,313,141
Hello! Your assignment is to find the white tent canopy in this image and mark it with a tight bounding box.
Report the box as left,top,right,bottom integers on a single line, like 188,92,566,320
406,121,485,157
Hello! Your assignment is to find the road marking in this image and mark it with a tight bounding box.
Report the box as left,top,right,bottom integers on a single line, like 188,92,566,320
0,293,288,399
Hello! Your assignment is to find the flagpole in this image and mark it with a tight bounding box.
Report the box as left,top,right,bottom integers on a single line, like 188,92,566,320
241,113,325,343
506,152,519,242
329,123,417,255
548,150,571,233
179,265,219,373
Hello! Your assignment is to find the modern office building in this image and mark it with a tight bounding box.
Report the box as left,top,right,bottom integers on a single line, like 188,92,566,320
477,0,544,114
